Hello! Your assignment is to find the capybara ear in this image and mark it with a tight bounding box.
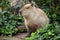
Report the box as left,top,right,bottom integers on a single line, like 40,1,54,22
30,1,36,7
31,3,34,7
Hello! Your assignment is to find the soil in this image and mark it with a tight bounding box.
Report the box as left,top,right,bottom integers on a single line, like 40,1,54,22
0,25,29,40
0,33,28,40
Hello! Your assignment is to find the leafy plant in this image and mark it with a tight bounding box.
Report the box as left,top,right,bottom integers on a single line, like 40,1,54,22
26,23,60,40
0,0,24,35
0,0,10,10
0,11,23,35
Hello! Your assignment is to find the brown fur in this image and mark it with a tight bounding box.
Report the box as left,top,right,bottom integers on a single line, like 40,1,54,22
20,4,49,34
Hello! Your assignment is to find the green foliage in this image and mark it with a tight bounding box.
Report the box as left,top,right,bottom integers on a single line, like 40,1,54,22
26,0,60,40
26,23,60,40
0,0,10,10
0,11,23,35
0,0,24,35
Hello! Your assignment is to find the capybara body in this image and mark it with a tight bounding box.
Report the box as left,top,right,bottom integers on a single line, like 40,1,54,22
20,4,49,34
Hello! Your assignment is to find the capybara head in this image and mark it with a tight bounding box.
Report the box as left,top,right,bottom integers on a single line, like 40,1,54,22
19,3,35,16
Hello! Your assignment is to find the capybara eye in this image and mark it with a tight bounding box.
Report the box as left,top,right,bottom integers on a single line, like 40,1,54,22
25,7,30,9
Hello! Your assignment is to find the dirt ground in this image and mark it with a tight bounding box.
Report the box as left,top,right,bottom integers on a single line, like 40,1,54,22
0,25,29,40
0,33,28,40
